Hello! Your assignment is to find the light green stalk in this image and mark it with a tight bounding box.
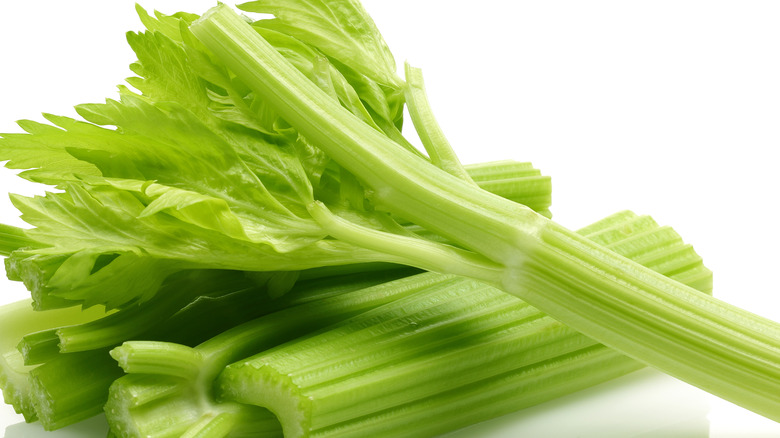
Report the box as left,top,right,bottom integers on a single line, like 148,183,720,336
403,63,475,184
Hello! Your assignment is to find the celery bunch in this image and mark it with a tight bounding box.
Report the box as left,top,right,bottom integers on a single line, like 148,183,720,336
0,0,778,436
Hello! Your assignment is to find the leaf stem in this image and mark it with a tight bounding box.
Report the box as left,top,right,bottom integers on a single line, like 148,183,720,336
306,201,505,285
403,62,475,184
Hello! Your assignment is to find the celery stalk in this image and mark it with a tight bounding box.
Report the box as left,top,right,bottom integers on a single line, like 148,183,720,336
29,349,122,430
466,161,551,217
0,300,105,422
17,158,537,360
403,62,475,184
190,5,780,420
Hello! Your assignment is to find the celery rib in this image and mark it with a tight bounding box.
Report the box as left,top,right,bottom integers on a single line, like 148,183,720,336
311,346,641,438
0,299,106,421
464,161,540,181
29,349,123,430
403,62,475,184
517,224,780,420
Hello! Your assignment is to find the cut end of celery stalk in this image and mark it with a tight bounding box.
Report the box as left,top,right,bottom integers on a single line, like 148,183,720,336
104,373,244,438
0,350,38,421
106,353,282,438
18,329,60,365
28,350,123,430
110,341,204,379
220,361,311,438
105,375,182,438
0,298,111,425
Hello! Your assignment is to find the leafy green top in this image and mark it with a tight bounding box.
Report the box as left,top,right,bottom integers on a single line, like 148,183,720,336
0,5,500,310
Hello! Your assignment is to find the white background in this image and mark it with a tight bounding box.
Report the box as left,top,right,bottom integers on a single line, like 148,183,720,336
1,1,780,436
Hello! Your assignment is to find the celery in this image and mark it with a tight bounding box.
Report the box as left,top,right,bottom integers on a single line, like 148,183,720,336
403,63,474,184
1,158,537,431
190,5,780,421
28,349,122,430
15,158,538,360
6,266,415,430
105,211,709,437
0,0,777,434
0,300,105,422
6,271,263,429
106,273,460,437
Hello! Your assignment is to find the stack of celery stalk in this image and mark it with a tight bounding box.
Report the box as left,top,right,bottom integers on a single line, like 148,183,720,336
1,1,778,437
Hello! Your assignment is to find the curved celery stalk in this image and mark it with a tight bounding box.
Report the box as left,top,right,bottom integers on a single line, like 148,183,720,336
405,69,552,215
190,5,780,421
403,62,475,184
